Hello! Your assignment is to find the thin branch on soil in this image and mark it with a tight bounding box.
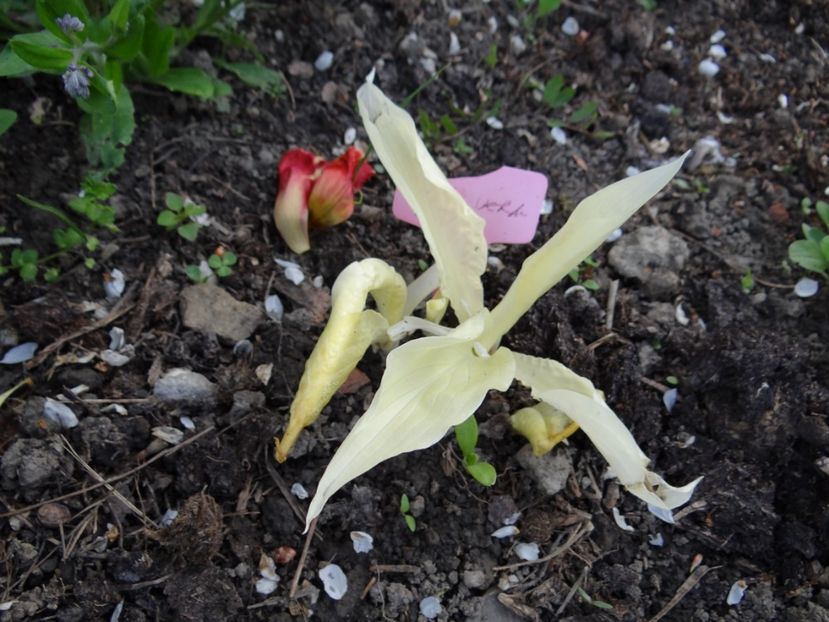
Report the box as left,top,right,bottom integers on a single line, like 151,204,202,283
289,517,317,599
640,376,671,393
127,264,158,341
586,332,625,352
60,435,159,529
493,521,593,571
605,279,619,331
647,565,720,622
25,283,140,370
556,565,590,615
116,573,173,591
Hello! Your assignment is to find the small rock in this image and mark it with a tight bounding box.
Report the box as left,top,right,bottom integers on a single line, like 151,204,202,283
514,542,540,561
1,438,73,495
153,369,219,405
419,596,442,619
550,126,567,145
180,284,264,341
708,44,727,59
314,50,334,71
607,226,690,300
698,59,720,77
288,60,314,78
516,445,572,496
561,16,579,36
463,569,487,590
509,34,526,56
794,278,819,298
488,495,519,526
37,502,71,527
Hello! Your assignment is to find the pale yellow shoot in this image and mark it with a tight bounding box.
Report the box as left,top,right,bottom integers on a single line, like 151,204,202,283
511,352,702,509
304,312,515,528
275,258,406,462
481,153,689,349
357,81,487,321
425,297,448,324
511,402,579,456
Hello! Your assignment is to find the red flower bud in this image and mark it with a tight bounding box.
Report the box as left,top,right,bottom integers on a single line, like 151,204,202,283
273,148,322,254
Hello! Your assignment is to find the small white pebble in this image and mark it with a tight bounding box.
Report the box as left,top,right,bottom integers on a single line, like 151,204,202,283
648,504,675,524
419,596,442,620
550,126,567,145
794,22,805,35
794,277,819,298
275,258,305,285
561,16,579,36
110,600,124,622
109,327,125,351
274,29,284,42
104,269,126,300
449,32,461,55
778,94,788,109
509,34,526,56
488,16,498,34
256,577,279,595
290,482,309,499
312,275,324,288
663,388,678,413
708,44,727,59
486,116,504,130
319,564,348,600
504,511,521,525
726,580,747,605
491,525,519,538
314,50,334,71
265,294,284,322
606,228,623,242
180,416,195,430
101,404,128,416
350,531,374,554
710,29,726,43
506,15,520,28
649,533,665,547
758,53,776,63
660,40,674,52
101,350,131,367
612,507,635,532
0,602,15,612
698,59,720,77
675,304,690,325
487,256,504,272
0,342,38,364
665,26,676,36
160,509,179,527
343,127,357,145
625,166,641,177
514,542,540,561
44,398,79,429
717,111,734,124
541,199,553,215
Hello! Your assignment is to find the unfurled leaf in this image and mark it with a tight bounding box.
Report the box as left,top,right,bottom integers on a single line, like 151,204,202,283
276,259,407,462
789,239,828,273
177,222,199,241
10,37,72,72
511,352,701,509
152,67,216,98
0,109,17,136
357,81,487,321
304,312,515,527
465,461,497,486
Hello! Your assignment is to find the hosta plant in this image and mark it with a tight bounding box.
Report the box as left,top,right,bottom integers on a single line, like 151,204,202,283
278,79,701,529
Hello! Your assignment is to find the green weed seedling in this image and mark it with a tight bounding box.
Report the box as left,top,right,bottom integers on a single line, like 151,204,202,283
542,74,575,109
740,269,755,293
577,587,614,611
789,200,829,279
157,192,206,242
399,494,416,532
568,256,600,291
207,246,237,278
454,415,497,486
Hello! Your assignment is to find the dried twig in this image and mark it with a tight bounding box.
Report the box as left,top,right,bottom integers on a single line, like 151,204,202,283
605,280,619,331
289,517,317,599
493,521,593,571
556,565,590,615
647,565,719,622
640,376,671,393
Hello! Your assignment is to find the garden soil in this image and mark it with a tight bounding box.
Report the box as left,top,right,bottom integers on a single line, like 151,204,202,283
1,1,828,620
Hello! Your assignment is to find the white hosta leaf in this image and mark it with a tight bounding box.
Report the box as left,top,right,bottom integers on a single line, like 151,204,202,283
357,80,487,321
512,352,701,509
277,258,406,462
305,312,515,528
484,153,688,346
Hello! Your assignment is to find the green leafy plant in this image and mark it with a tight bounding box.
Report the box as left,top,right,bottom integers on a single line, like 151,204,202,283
454,415,497,486
207,246,237,277
184,263,207,283
568,256,600,290
8,247,38,281
157,192,206,242
577,587,614,611
740,269,755,293
536,0,562,17
484,42,497,69
789,200,829,279
542,74,575,109
399,493,416,532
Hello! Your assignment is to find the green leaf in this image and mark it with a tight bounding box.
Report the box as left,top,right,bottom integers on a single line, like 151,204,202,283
803,224,825,245
439,114,458,135
19,262,37,281
43,267,60,282
53,226,84,249
214,60,284,97
85,235,99,251
821,237,829,263
454,415,479,460
177,221,199,241
82,176,116,200
35,0,90,44
740,270,754,292
816,201,829,230
465,461,497,486
484,43,497,69
152,67,216,98
208,254,222,269
666,375,679,386
83,257,95,269
216,265,232,278
399,493,410,513
156,210,178,228
0,109,17,136
223,251,238,266
107,0,130,30
404,514,416,532
17,194,77,228
185,264,205,283
165,192,183,211
106,14,144,61
582,279,600,290
569,101,598,125
537,0,561,17
10,36,72,72
0,31,63,77
141,17,175,77
789,239,828,273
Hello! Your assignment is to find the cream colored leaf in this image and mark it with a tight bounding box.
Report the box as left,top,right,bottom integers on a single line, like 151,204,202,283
305,312,515,528
276,259,407,461
357,81,487,321
511,352,701,509
483,154,689,347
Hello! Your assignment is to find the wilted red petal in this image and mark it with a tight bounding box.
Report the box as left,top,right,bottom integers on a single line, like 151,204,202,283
342,147,374,189
274,149,322,254
307,148,374,228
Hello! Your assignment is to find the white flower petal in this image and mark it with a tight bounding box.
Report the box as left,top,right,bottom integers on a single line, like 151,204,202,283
794,278,819,298
514,542,539,561
0,342,38,364
491,525,519,539
612,507,635,532
350,531,374,554
726,580,747,605
319,564,348,600
275,258,305,285
44,398,79,429
290,482,309,499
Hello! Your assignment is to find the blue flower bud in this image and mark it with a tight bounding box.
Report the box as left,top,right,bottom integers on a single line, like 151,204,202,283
56,13,84,34
62,64,93,99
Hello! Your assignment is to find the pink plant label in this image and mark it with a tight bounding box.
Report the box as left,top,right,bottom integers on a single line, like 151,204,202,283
391,166,548,244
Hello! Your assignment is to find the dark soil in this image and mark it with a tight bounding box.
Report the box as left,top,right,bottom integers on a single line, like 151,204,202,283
1,1,828,621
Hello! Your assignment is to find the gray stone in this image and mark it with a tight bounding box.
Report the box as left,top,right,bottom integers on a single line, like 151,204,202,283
785,603,829,622
180,284,264,341
463,569,488,590
1,438,73,497
516,445,572,496
154,368,218,405
469,591,526,622
608,226,690,300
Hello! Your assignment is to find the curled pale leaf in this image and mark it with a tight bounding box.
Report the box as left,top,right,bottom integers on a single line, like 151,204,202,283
510,401,579,456
511,352,701,509
276,258,407,462
425,297,448,324
305,311,516,528
482,153,689,347
357,81,487,321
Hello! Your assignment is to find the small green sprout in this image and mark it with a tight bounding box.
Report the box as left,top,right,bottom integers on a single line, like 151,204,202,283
577,587,614,610
542,75,575,109
157,193,206,242
740,270,755,293
208,247,238,278
665,375,679,386
185,264,208,284
568,256,600,290
9,248,38,282
453,137,474,156
536,0,562,17
788,200,829,279
399,494,416,532
454,415,497,486
484,43,498,69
